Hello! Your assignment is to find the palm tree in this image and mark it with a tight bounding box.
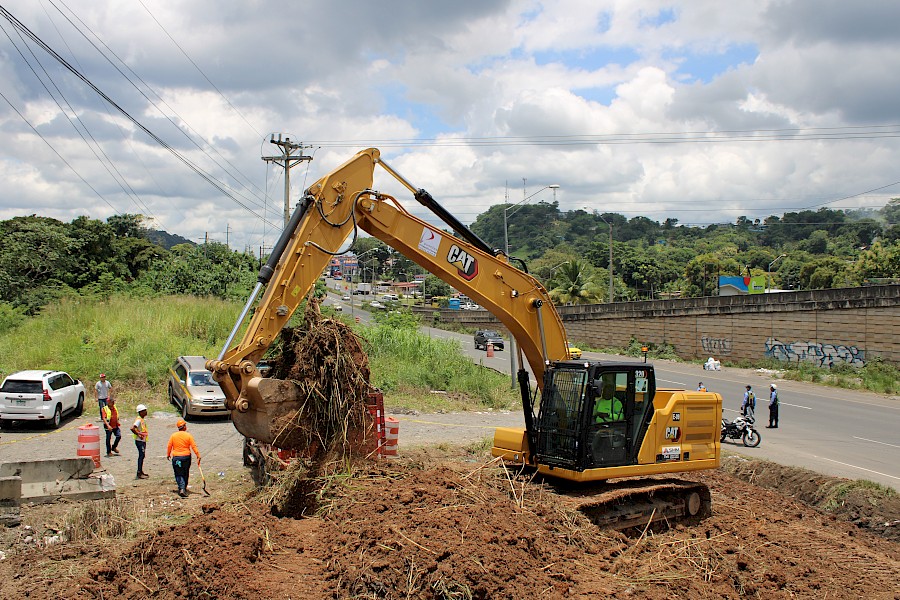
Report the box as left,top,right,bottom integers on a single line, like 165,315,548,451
548,259,603,305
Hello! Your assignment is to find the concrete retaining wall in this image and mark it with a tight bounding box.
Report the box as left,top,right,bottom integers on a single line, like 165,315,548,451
415,285,900,367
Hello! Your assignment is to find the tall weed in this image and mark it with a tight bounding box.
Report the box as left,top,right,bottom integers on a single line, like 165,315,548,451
359,319,517,409
0,294,240,389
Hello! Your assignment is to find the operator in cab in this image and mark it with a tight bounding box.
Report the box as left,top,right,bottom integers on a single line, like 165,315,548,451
593,373,624,423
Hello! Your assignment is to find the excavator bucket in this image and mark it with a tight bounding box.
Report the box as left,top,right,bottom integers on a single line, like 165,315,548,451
229,376,310,449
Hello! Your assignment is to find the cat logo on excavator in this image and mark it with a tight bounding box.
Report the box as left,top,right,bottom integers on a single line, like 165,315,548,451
447,244,478,280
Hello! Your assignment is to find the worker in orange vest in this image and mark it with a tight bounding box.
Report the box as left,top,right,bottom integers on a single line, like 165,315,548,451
166,419,201,498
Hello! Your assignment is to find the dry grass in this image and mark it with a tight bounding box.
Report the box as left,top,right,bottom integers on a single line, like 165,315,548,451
60,497,152,542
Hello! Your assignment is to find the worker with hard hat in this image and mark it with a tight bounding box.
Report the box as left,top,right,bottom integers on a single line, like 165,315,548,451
166,419,201,498
767,384,779,429
130,404,149,480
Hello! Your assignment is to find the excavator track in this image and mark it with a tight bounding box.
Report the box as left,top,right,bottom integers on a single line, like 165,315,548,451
553,478,712,532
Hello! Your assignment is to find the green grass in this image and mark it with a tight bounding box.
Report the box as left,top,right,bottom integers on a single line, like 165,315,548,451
358,317,519,411
823,479,897,511
734,356,898,395
0,294,519,416
0,295,240,413
574,340,896,395
0,295,237,383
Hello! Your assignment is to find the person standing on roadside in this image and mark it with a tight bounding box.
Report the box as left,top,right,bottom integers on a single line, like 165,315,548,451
166,419,201,498
101,396,122,457
130,404,149,479
95,374,112,413
697,382,707,392
741,385,756,419
767,384,779,429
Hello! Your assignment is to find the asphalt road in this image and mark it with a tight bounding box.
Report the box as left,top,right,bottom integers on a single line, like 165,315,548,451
326,289,900,491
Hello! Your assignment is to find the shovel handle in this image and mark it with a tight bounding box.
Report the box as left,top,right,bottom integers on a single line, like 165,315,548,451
196,462,211,496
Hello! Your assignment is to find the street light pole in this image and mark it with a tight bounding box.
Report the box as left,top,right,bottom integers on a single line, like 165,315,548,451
767,254,787,293
503,184,560,257
597,214,614,303
502,183,560,388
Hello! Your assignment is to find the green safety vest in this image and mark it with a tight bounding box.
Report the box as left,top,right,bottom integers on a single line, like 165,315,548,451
593,397,623,423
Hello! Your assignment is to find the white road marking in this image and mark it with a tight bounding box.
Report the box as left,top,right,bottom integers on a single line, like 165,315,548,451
781,402,812,410
852,436,900,450
814,456,900,481
657,379,686,386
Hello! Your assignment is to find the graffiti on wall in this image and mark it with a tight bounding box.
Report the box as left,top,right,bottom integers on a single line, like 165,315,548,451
764,337,866,368
701,336,733,355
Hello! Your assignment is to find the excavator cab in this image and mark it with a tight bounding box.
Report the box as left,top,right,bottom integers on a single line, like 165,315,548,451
534,362,656,472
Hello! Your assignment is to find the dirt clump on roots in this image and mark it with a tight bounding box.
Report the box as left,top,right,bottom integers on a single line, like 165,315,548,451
0,449,898,599
265,295,372,454
258,296,375,517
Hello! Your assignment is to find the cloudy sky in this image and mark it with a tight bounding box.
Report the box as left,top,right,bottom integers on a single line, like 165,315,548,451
1,1,898,252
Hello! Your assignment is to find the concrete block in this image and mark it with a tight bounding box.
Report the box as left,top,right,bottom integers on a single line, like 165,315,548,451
0,458,116,504
0,476,22,527
27,474,117,504
0,457,94,481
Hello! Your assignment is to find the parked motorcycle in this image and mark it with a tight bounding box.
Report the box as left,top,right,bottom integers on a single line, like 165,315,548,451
720,415,761,447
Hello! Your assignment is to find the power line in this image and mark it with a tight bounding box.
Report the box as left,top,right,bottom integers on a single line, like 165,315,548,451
46,0,269,212
0,4,279,230
136,0,263,141
1,17,156,220
305,124,900,149
0,89,119,212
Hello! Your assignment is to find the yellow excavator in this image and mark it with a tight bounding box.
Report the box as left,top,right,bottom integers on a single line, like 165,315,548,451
208,148,722,528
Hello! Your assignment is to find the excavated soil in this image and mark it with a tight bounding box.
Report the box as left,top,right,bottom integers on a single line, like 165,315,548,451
0,451,897,599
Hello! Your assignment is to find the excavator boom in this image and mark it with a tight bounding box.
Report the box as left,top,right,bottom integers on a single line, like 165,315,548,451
208,148,567,445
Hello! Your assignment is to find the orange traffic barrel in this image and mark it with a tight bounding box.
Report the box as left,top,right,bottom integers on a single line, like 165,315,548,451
77,423,101,468
383,417,399,456
486,342,494,358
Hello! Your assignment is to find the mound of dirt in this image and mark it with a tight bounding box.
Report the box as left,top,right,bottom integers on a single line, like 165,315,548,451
1,452,898,599
80,503,328,599
722,455,900,542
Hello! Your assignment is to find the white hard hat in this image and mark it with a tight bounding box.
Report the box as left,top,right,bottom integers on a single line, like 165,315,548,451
136,404,147,413
770,384,777,389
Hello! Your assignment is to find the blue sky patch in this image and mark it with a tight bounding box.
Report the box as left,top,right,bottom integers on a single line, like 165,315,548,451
668,43,758,83
377,82,452,138
639,7,677,29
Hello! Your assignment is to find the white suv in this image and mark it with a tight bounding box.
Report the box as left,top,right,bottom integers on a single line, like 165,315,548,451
0,370,86,429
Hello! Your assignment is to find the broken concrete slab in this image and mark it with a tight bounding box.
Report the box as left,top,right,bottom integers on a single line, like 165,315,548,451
0,458,116,504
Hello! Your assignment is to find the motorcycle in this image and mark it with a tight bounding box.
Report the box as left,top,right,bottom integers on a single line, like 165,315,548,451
720,414,761,447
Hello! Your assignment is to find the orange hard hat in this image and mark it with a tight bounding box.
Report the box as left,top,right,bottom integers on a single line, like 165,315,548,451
176,419,187,428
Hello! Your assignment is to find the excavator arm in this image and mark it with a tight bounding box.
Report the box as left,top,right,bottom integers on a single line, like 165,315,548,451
208,148,570,446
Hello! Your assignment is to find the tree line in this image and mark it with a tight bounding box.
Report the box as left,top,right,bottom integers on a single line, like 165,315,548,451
0,214,257,322
468,199,899,303
0,200,897,327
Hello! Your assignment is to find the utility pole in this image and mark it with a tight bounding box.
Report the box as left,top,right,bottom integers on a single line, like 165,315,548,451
262,135,313,226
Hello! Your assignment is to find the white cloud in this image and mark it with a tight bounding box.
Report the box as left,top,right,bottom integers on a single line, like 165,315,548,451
0,0,897,252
